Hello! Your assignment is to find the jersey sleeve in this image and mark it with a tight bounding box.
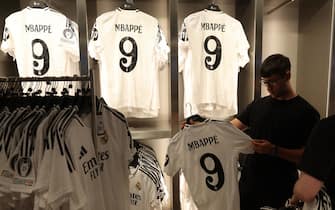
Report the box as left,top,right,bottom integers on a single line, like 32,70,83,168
230,123,254,154
88,22,103,60
59,18,80,63
164,131,184,176
155,25,170,70
299,117,335,182
1,18,15,59
149,181,163,210
236,99,255,126
235,22,250,68
178,22,189,73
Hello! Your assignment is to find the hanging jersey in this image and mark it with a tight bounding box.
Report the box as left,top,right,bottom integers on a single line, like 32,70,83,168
179,10,249,119
47,108,78,209
97,103,132,210
133,141,168,203
1,7,80,78
33,108,60,210
0,108,42,193
164,120,253,210
302,187,333,210
129,166,162,210
64,117,106,210
81,99,132,210
88,8,169,118
180,172,198,210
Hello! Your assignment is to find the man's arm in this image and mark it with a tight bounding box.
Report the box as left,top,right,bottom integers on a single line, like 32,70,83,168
251,140,304,164
230,118,248,130
275,146,304,164
293,172,323,202
231,118,304,163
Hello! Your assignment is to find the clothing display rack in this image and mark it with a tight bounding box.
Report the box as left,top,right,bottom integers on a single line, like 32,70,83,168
0,74,98,146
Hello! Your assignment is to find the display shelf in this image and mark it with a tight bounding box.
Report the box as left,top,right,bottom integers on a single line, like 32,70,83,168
129,126,172,140
128,119,172,140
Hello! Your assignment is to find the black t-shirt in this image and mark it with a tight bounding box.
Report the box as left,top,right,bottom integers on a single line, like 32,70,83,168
300,115,335,205
237,96,320,188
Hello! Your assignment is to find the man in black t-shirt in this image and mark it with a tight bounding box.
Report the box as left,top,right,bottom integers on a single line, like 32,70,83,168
231,54,320,210
291,115,335,207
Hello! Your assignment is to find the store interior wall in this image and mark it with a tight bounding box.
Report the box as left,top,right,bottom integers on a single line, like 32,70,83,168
262,0,333,118
297,0,332,118
262,0,299,97
236,0,256,112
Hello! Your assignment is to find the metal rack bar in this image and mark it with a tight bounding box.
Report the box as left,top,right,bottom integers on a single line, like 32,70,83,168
327,0,335,116
169,0,180,208
0,73,97,147
254,0,263,99
0,76,91,82
76,0,90,76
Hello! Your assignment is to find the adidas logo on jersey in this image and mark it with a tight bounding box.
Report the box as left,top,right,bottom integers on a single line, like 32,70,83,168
79,146,88,160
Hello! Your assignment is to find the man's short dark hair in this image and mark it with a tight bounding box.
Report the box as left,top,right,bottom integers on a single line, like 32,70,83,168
260,54,291,77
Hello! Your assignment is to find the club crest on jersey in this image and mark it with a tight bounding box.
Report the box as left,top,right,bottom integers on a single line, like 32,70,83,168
17,157,32,177
9,154,33,178
99,134,108,144
2,27,9,41
136,182,141,191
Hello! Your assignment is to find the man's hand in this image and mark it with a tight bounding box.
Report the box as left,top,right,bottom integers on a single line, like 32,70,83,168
251,139,275,155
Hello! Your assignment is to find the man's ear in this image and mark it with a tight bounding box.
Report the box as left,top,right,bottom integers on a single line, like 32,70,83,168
285,70,291,80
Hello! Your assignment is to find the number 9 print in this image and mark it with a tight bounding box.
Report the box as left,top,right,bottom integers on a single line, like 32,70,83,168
200,153,224,191
204,35,222,71
119,36,138,73
32,39,50,76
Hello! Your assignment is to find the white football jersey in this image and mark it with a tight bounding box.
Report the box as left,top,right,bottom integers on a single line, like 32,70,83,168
64,117,106,210
129,166,162,210
180,172,198,210
179,10,250,119
88,8,169,118
1,7,79,78
302,187,332,210
97,104,132,210
164,120,253,210
81,99,132,210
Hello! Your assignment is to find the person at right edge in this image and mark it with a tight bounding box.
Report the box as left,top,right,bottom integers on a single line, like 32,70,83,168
230,54,320,210
290,115,335,208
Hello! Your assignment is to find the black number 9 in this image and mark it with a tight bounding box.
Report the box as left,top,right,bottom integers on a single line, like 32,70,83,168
32,39,50,76
204,35,222,71
119,37,138,73
200,153,224,191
